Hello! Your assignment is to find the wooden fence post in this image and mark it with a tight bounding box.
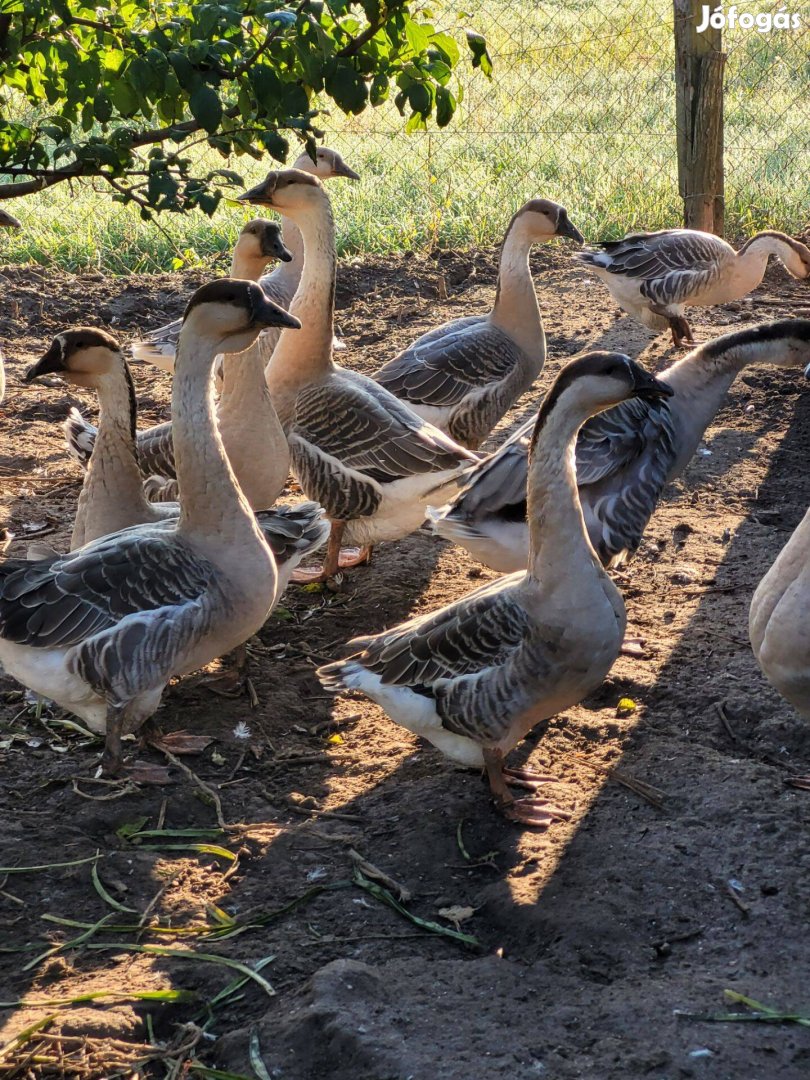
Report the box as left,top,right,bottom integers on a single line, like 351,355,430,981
674,0,726,235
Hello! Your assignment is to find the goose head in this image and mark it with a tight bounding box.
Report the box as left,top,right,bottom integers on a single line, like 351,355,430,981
0,208,21,229
237,169,326,219
531,352,672,451
236,219,293,263
783,237,810,281
180,278,302,355
25,328,123,389
516,198,584,245
292,146,360,180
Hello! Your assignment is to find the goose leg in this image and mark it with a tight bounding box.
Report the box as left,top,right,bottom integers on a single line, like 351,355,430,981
668,315,697,348
291,522,373,583
101,703,127,776
483,748,571,828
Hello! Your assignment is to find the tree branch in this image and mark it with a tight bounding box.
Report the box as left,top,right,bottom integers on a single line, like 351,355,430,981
0,170,82,199
336,1,408,58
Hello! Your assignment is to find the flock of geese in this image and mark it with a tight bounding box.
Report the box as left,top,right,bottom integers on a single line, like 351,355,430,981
1,147,809,826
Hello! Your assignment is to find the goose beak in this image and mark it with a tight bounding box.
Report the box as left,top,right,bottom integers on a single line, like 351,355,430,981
253,297,301,331
632,367,673,402
334,161,360,180
24,339,66,382
0,209,21,229
278,243,294,263
557,214,584,245
237,182,271,206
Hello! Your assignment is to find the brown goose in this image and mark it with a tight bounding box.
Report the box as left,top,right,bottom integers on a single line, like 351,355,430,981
238,168,477,581
0,281,291,776
130,219,292,369
431,319,810,573
577,228,810,346
318,352,671,825
750,501,810,719
374,199,583,449
0,207,21,405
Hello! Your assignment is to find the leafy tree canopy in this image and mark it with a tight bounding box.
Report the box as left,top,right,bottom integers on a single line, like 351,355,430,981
0,0,491,216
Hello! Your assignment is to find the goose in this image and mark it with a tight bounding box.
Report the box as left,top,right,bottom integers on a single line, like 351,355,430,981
24,325,329,593
0,207,21,404
131,220,292,370
317,353,672,825
576,229,810,347
238,169,478,581
373,199,583,449
65,287,297,511
750,501,810,718
431,319,810,573
131,148,359,371
0,279,300,776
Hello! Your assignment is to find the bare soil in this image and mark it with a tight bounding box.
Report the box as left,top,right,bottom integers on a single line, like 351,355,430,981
1,246,810,1079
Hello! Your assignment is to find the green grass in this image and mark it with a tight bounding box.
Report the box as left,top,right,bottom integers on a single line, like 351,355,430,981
2,0,808,272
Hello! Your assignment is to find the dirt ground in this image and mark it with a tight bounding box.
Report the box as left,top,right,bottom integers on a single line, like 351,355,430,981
1,243,810,1080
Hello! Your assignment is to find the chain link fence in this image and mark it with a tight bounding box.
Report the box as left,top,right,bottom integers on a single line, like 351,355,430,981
4,1,808,271
326,0,809,250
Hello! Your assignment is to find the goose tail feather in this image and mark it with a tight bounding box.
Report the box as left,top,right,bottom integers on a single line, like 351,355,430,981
64,407,97,471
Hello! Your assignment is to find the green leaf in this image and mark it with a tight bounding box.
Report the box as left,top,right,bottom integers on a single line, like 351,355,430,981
435,85,456,128
369,72,388,105
189,84,222,134
404,20,431,55
407,82,432,119
325,64,368,115
430,32,460,67
465,30,492,77
93,90,113,123
260,129,288,162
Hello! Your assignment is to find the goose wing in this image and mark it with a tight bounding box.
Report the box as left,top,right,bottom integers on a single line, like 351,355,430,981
577,397,677,562
575,395,674,485
349,574,528,687
437,414,536,525
435,397,677,565
0,528,212,650
135,422,176,480
333,573,561,742
290,372,476,485
582,230,731,307
374,320,520,408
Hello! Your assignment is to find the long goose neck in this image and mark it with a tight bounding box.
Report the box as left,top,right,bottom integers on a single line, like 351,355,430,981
173,330,260,545
229,246,269,283
217,346,290,507
737,232,806,280
664,340,754,429
84,363,150,510
526,398,599,582
490,215,545,360
274,215,305,287
265,194,336,416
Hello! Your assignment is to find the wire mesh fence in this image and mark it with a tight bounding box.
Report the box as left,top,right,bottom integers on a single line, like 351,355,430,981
3,0,808,272
325,0,809,248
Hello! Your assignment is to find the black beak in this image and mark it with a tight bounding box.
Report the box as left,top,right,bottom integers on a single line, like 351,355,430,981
24,339,66,383
334,161,360,180
238,181,271,206
632,366,673,401
253,296,301,331
0,209,21,229
557,213,584,245
277,243,294,263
